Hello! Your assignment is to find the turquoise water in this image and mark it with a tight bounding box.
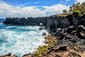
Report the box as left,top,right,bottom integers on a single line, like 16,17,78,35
0,19,48,57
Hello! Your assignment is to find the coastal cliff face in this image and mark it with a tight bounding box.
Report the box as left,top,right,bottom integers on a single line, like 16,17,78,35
3,14,85,32
46,14,85,33
3,17,47,26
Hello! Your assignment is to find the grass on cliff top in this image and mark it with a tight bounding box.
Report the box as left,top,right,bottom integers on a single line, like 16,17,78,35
57,14,69,17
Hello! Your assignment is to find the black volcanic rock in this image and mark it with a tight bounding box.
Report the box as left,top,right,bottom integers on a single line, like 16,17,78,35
78,31,85,39
3,14,85,34
42,32,46,36
3,17,47,26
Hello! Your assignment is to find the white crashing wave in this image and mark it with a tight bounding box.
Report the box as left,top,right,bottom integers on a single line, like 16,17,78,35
0,24,48,57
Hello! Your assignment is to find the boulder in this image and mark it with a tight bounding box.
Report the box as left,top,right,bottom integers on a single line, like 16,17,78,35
78,31,85,39
67,26,76,34
68,52,81,57
78,25,85,31
39,27,43,30
53,46,67,52
23,54,33,57
0,53,17,57
42,32,46,36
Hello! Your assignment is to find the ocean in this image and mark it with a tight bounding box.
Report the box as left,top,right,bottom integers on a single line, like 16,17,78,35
0,18,48,57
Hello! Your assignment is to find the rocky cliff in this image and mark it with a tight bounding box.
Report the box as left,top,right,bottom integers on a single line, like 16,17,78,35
2,13,85,57
46,14,85,33
3,14,85,33
3,17,47,26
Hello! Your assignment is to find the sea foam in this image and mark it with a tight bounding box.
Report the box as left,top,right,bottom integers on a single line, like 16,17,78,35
0,24,48,57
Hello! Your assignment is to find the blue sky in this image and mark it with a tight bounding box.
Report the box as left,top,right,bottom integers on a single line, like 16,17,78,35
0,0,84,17
2,0,75,6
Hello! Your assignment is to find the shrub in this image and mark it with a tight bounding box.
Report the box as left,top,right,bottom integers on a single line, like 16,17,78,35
63,9,67,14
35,45,49,57
34,35,57,57
73,10,81,16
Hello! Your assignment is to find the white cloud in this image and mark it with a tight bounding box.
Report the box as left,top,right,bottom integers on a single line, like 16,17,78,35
76,0,85,3
43,4,69,16
0,2,69,17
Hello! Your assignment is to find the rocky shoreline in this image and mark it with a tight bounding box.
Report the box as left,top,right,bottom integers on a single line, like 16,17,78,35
1,25,85,57
1,12,85,57
33,25,85,57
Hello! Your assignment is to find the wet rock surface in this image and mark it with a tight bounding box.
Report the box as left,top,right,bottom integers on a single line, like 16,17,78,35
0,53,17,57
33,25,85,57
1,25,85,57
52,25,85,57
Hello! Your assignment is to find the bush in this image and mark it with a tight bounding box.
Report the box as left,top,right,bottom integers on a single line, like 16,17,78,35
63,9,67,14
35,45,49,57
34,35,57,57
72,10,81,16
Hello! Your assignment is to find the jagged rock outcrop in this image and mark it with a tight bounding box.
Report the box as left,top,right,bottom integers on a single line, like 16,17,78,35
39,25,85,57
3,17,47,26
3,14,85,32
25,25,84,57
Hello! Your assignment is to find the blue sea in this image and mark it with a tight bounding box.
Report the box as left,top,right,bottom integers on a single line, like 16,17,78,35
0,18,48,57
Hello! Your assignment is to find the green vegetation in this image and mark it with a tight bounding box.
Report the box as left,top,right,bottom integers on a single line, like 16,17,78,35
61,2,85,16
69,2,85,15
34,45,49,57
34,35,57,57
63,9,67,14
73,10,81,16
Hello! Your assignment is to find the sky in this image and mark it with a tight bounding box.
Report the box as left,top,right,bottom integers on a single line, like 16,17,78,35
0,0,85,17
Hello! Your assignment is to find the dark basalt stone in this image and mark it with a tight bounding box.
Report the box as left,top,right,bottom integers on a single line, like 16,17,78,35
78,25,85,31
42,32,47,36
0,53,17,57
68,52,81,57
53,46,67,52
4,53,12,56
23,54,34,57
39,27,43,30
78,31,85,39
55,54,61,57
67,26,76,34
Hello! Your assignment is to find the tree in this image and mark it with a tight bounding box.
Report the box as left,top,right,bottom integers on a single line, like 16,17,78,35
63,9,67,14
76,2,80,6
